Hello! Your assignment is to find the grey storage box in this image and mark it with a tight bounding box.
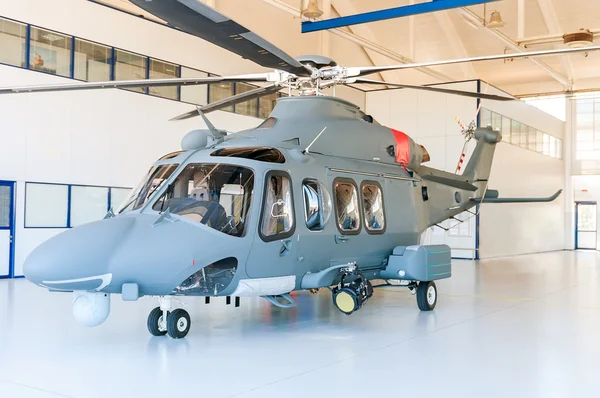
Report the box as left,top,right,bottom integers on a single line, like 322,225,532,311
381,244,451,282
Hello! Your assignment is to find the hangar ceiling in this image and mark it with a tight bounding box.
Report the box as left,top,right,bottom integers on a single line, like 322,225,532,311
97,0,600,96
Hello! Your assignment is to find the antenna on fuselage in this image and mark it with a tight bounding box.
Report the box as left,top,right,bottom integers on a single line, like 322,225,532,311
303,127,327,155
196,108,223,139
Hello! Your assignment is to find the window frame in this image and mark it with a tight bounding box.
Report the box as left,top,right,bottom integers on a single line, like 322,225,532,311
24,181,131,229
360,180,386,235
332,177,362,236
258,170,296,242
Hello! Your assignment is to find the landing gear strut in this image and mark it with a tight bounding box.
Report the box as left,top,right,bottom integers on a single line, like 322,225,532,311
147,296,191,339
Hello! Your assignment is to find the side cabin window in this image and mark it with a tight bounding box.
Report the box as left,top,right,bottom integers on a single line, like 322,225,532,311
362,182,385,233
333,178,361,234
302,179,332,231
260,172,294,241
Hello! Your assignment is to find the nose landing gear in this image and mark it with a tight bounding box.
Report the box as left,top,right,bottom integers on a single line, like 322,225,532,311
147,296,191,339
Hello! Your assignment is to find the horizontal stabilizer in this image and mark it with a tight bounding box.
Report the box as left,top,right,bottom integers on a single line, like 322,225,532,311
421,174,478,192
470,189,563,204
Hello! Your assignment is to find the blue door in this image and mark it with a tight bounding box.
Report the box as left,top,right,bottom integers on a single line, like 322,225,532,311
0,181,15,278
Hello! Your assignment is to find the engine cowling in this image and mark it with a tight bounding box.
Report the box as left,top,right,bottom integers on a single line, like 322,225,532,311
72,291,111,327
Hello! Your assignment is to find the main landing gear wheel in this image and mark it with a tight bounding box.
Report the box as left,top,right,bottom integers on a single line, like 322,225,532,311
147,306,169,336
167,309,191,339
416,281,437,311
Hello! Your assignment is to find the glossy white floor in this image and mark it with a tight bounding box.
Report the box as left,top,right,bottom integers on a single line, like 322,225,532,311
1,250,600,398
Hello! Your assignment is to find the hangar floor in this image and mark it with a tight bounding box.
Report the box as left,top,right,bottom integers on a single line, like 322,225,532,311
1,250,599,398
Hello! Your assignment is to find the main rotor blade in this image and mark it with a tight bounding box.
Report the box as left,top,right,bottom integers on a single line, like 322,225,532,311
130,0,310,76
0,74,269,95
349,78,514,101
171,84,282,120
347,45,600,77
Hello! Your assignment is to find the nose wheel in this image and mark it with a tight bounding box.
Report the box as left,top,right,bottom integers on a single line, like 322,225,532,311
147,297,191,339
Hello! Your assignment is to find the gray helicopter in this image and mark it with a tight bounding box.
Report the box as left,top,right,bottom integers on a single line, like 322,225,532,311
3,0,575,339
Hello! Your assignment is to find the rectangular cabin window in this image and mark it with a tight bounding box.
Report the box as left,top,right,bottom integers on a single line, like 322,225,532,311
260,173,294,241
361,182,385,233
333,179,360,234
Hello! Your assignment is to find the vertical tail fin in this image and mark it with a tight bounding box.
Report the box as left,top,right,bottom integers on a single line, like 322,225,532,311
462,127,502,189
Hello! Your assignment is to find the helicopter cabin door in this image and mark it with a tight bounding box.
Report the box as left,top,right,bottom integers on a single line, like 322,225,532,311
245,171,298,280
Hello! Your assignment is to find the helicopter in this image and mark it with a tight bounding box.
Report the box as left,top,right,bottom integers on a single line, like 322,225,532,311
2,0,580,339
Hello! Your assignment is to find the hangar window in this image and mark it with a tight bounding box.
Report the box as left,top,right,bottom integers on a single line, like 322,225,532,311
259,92,278,119
0,17,27,68
180,67,208,105
153,164,255,238
74,39,111,82
303,179,332,231
70,186,109,227
333,179,361,234
115,49,147,93
25,183,69,228
260,172,294,240
361,182,385,233
209,80,234,112
211,147,285,163
149,58,179,100
29,27,72,77
235,83,259,117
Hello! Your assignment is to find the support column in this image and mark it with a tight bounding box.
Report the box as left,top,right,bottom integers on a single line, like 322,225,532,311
564,97,574,250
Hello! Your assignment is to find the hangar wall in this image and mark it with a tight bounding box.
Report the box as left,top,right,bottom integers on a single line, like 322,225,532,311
478,85,566,258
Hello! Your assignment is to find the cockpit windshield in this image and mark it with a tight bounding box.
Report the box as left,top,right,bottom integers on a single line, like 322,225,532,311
119,164,179,213
153,163,254,237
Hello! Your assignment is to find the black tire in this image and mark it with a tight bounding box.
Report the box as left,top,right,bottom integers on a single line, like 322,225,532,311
167,309,191,339
147,307,168,336
416,281,437,311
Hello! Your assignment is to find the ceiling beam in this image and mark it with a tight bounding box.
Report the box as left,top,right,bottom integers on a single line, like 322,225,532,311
432,11,477,79
535,0,574,88
260,0,453,82
457,7,571,87
302,0,500,33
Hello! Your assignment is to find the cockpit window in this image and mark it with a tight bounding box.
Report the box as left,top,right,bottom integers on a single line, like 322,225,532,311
119,164,178,213
211,147,285,163
153,163,254,237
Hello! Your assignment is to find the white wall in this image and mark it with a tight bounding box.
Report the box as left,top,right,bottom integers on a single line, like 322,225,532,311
366,81,479,258
478,84,566,258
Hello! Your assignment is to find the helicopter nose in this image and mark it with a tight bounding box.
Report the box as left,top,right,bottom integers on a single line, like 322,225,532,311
23,217,135,291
